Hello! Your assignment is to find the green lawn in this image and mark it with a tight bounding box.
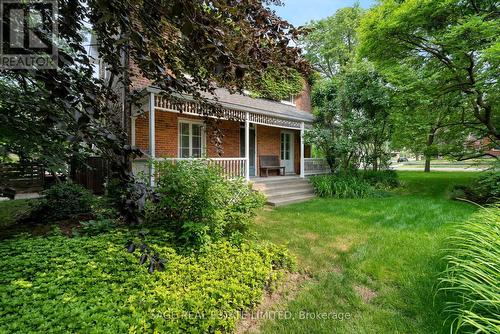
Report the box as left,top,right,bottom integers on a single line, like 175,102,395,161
252,171,479,334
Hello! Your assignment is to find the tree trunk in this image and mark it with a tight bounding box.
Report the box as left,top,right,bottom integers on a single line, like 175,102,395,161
424,157,431,173
424,129,436,173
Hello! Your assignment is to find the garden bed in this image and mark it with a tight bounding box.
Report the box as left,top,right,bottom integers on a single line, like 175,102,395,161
0,228,294,333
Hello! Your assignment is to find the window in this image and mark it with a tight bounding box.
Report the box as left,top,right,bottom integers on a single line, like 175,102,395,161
280,95,296,106
179,120,204,158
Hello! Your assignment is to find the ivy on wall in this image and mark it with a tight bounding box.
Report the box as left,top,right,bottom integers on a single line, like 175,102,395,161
249,67,304,101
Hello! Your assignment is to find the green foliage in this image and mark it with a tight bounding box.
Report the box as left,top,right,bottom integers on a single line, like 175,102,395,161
438,204,500,334
310,170,400,198
307,62,392,172
78,219,117,236
310,174,375,198
0,230,294,333
0,199,31,227
360,170,400,189
249,67,303,101
32,182,94,222
145,160,265,246
451,171,500,204
359,0,499,140
301,5,363,78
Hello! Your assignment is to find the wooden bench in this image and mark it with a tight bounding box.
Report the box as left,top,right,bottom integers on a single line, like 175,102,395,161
259,155,285,177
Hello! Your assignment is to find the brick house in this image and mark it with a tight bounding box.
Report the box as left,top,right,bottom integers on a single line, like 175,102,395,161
128,68,329,183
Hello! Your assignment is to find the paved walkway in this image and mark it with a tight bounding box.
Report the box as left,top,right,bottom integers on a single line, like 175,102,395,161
0,193,41,201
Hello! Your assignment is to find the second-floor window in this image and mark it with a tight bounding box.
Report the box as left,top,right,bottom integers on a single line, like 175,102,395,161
281,95,295,106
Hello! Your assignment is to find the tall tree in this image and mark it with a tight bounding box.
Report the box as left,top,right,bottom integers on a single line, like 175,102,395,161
359,0,500,140
307,62,392,172
388,63,484,171
301,4,363,78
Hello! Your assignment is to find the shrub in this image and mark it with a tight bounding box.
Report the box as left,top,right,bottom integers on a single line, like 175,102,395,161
451,171,500,204
310,174,375,198
145,160,265,246
438,204,500,333
0,231,294,333
360,170,400,189
33,182,94,222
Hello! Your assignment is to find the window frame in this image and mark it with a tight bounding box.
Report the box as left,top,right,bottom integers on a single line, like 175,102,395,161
280,95,296,106
177,118,206,158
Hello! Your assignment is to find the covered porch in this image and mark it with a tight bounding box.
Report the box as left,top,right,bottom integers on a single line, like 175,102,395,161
131,88,329,182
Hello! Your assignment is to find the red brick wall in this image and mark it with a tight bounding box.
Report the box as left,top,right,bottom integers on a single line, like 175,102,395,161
129,60,153,91
295,80,312,113
256,125,280,176
206,121,240,157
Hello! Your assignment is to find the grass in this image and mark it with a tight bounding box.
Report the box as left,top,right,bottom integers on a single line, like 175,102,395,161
0,199,31,228
252,171,480,334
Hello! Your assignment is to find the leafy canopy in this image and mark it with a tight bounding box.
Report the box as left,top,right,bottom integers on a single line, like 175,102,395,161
301,4,363,77
359,0,500,140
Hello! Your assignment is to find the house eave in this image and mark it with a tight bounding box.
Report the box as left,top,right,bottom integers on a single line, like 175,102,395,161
143,86,314,124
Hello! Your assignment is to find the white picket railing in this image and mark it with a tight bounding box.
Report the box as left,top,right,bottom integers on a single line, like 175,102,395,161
304,158,330,175
133,157,247,180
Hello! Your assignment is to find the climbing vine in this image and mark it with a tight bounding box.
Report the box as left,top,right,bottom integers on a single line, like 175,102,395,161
249,68,304,101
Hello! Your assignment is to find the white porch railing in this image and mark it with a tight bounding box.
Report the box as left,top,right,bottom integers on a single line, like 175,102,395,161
304,158,330,175
133,157,247,180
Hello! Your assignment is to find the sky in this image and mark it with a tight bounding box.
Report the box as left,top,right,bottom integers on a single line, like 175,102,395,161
271,0,376,26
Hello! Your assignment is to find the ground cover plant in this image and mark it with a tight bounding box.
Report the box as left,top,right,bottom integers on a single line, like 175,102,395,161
0,228,294,333
252,171,480,334
438,204,500,334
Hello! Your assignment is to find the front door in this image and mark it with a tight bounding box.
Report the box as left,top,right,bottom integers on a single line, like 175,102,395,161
280,131,294,174
240,126,256,176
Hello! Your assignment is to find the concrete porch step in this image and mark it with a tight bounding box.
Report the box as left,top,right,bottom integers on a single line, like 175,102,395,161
269,193,316,207
267,189,314,203
265,187,314,198
251,176,316,206
253,181,311,192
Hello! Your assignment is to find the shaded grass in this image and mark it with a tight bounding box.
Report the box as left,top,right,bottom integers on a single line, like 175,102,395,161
252,171,479,334
0,199,32,228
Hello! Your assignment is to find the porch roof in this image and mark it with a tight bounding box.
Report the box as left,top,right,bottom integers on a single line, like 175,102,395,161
144,86,314,124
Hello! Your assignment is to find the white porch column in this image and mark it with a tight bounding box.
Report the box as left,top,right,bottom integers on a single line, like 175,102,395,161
131,116,136,147
245,112,250,181
149,92,155,186
300,122,305,178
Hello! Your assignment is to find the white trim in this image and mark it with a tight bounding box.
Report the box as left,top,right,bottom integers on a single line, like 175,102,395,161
177,118,206,158
145,87,312,123
239,123,258,177
149,92,155,186
280,95,296,106
280,130,295,174
300,122,305,178
245,112,250,181
153,106,306,130
131,116,136,147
